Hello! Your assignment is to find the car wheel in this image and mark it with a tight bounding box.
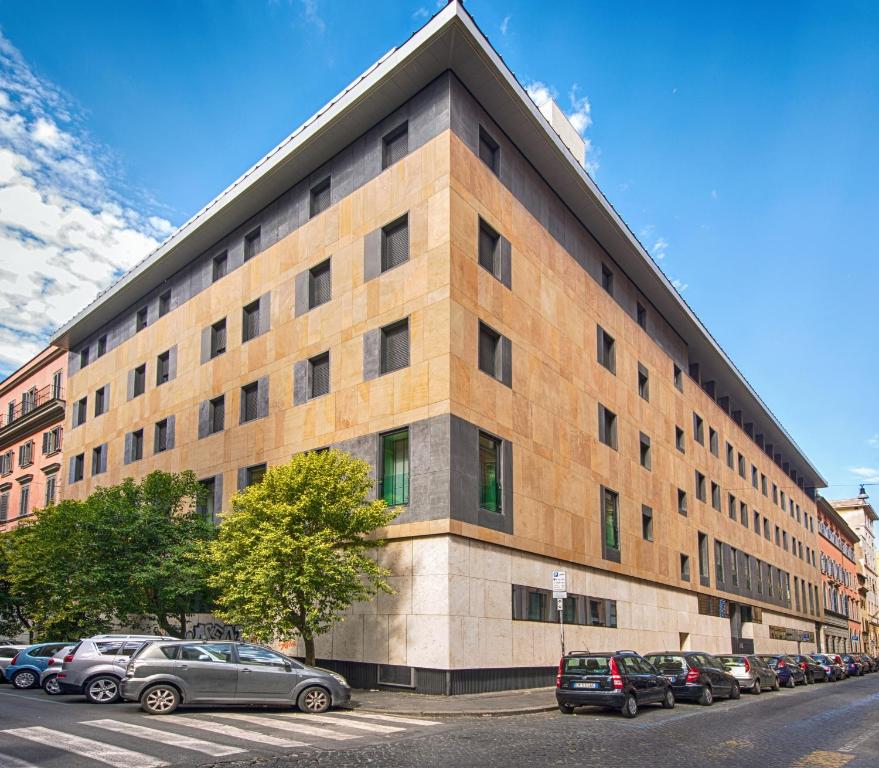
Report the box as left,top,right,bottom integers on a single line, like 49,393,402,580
12,670,38,689
786,674,795,688
698,685,713,706
558,703,575,714
807,673,814,685
621,693,638,718
752,679,761,695
42,674,62,695
729,681,740,700
298,685,332,714
85,675,121,704
771,675,779,691
661,688,675,709
141,684,180,715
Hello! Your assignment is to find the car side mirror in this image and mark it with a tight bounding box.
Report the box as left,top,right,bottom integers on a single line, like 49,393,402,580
284,662,293,672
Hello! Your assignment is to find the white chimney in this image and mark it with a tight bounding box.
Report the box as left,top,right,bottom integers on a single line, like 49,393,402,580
539,98,586,169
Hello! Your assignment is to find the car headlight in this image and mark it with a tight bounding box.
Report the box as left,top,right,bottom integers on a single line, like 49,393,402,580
329,672,348,685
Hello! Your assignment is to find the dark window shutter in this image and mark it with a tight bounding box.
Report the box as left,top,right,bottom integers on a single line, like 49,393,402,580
383,123,408,168
42,431,49,454
310,261,331,308
478,223,499,275
310,353,330,397
0,493,7,521
243,384,258,422
381,321,409,373
381,216,409,271
310,178,331,217
478,324,500,378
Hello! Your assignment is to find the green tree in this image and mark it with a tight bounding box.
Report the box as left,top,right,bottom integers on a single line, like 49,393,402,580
208,450,397,665
0,531,32,639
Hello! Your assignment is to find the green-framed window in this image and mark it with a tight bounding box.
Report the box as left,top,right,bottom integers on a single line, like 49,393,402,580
479,432,502,513
381,429,409,506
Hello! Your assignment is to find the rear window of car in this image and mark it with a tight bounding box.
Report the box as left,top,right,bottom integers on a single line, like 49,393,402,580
96,642,123,655
646,655,686,672
564,656,611,675
718,655,745,665
0,647,19,658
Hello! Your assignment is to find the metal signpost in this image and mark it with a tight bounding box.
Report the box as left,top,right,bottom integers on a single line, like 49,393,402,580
552,570,567,657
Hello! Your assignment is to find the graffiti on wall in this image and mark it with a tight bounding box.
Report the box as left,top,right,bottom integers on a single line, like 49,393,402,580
184,621,243,641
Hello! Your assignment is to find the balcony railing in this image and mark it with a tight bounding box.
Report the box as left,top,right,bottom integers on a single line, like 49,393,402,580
0,384,65,430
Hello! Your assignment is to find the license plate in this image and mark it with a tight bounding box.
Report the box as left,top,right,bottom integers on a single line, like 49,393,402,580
572,682,598,689
664,675,677,682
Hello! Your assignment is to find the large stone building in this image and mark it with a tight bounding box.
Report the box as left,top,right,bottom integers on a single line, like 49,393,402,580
0,348,66,531
816,496,861,653
51,2,826,691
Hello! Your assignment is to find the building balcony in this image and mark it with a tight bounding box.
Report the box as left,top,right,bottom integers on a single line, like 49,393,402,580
0,384,65,448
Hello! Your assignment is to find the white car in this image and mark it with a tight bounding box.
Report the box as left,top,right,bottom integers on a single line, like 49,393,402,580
0,645,28,682
39,645,76,694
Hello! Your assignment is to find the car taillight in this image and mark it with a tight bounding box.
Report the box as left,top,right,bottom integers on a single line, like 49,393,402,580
800,662,807,670
47,658,55,667
610,657,624,689
556,658,563,688
777,660,786,668
685,666,700,683
743,658,750,673
63,653,75,663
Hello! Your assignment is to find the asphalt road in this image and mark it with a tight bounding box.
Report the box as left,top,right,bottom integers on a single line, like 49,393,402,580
2,674,879,768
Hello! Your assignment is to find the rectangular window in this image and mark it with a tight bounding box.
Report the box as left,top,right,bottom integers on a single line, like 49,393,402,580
382,122,408,169
136,306,148,332
45,474,57,506
309,259,331,309
675,426,685,453
309,352,330,398
782,531,788,551
241,382,259,423
642,505,653,541
0,450,12,475
198,478,216,522
479,432,502,513
91,445,106,476
678,488,688,516
79,347,90,369
159,290,171,318
772,483,778,504
211,319,227,358
597,326,616,373
709,428,718,456
745,557,752,591
740,501,748,528
680,554,690,581
245,463,266,487
19,483,30,516
711,482,721,511
94,386,107,416
310,178,331,218
381,429,409,507
43,426,62,454
600,263,614,295
478,322,502,380
380,319,410,374
244,226,261,261
97,335,107,357
693,412,704,444
698,533,709,580
131,429,144,461
764,517,770,540
639,433,651,470
738,453,746,479
751,465,758,489
731,548,739,586
209,395,224,434
478,219,501,279
673,364,683,391
154,419,169,453
757,561,764,594
18,440,33,467
695,471,706,502
598,404,617,450
637,363,649,401
761,474,768,496
212,251,228,282
775,525,780,545
753,509,760,532
636,302,647,330
728,493,736,520
156,351,170,385
242,299,261,342
381,215,409,272
601,486,620,559
726,442,734,469
478,125,499,174
0,491,8,521
715,541,724,583
133,364,146,397
74,396,87,427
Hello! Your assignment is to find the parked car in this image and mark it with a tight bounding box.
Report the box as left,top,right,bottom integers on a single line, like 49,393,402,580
0,645,28,682
841,654,864,677
57,634,177,703
645,651,739,705
810,654,843,682
791,654,828,684
830,654,849,678
39,645,76,695
120,640,351,716
757,655,806,687
717,654,778,694
4,642,72,689
857,654,876,673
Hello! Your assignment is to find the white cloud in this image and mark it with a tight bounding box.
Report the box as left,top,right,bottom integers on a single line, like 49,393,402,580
413,7,429,19
651,236,669,260
525,80,598,174
671,278,689,292
0,31,170,375
851,467,879,484
501,15,511,35
300,0,325,33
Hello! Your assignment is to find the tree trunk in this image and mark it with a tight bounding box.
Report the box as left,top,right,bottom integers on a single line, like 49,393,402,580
177,612,188,638
304,634,316,667
155,613,173,636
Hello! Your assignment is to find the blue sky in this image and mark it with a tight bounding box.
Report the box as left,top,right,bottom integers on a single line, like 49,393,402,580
0,0,877,499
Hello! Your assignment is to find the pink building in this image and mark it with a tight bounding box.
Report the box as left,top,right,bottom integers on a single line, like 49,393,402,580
0,347,66,529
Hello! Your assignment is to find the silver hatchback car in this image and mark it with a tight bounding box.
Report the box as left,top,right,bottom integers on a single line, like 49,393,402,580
717,654,778,694
120,640,351,715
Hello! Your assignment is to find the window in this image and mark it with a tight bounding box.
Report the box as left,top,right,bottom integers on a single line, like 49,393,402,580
728,493,736,520
478,125,499,174
675,426,685,453
757,561,764,594
208,395,224,434
94,386,107,416
380,319,409,374
761,474,768,496
709,428,718,456
636,302,647,330
156,351,170,385
598,404,617,450
775,525,780,545
0,492,8,521
309,352,330,398
673,364,683,391
97,335,107,357
637,363,649,401
133,364,146,397
154,419,169,453
210,319,227,358
381,215,409,272
242,300,261,342
726,442,734,469
479,432,502,513
763,517,770,540
597,326,615,373
711,482,721,511
680,554,691,581
751,465,758,489
382,122,408,169
678,488,688,516
639,433,651,470
772,483,778,504
212,251,228,282
695,471,706,502
715,541,724,583
91,444,107,476
19,483,30,516
18,440,33,468
730,548,739,586
45,474,57,506
478,219,501,279
693,413,704,444
71,453,85,482
381,429,409,506
244,463,266,487
80,346,90,368
42,426,62,454
244,226,261,261
745,557,752,591
479,322,502,380
309,259,331,309
0,451,11,475
310,178,331,218
241,382,259,423
159,290,171,318
738,453,746,479
782,531,788,551
73,396,87,427
698,533,709,581
131,429,144,461
197,478,217,522
601,486,620,559
740,501,748,528
600,263,613,295
642,505,653,541
753,509,760,532
136,306,148,332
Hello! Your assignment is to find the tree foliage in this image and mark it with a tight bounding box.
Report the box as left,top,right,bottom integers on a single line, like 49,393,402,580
208,450,397,665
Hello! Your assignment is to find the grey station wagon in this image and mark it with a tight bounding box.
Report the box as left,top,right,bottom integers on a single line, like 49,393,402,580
120,640,351,715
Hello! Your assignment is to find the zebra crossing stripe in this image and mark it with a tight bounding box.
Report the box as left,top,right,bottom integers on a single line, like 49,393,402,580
156,715,308,747
277,712,404,734
208,712,359,740
337,711,442,727
82,718,247,757
2,726,167,768
0,753,43,768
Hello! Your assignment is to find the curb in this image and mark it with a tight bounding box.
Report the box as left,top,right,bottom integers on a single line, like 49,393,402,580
351,704,558,717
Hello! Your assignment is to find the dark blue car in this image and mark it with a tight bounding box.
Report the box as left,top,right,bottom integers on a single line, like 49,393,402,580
757,654,805,687
4,642,71,689
842,655,864,677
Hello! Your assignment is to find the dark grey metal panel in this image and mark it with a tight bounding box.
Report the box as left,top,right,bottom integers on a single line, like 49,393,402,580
363,328,381,381
126,368,135,401
197,399,210,439
200,325,211,364
257,375,270,419
237,467,247,491
499,235,512,289
166,414,176,450
123,431,133,465
331,432,379,499
68,455,77,484
500,335,512,388
294,269,310,317
363,227,382,282
168,345,177,382
212,472,224,517
293,360,309,405
449,415,479,528
259,291,271,335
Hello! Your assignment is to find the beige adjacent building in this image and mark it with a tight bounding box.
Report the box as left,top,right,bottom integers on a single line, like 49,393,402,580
52,2,826,692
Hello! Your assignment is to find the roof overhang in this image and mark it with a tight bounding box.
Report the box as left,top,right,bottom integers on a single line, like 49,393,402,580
49,0,826,488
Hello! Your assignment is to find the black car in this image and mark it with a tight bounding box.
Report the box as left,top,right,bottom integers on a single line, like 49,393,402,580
556,651,675,718
791,654,827,684
857,654,876,673
757,654,807,687
810,654,842,681
645,651,740,705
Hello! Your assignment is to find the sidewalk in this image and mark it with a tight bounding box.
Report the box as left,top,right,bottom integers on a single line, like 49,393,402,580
349,686,557,717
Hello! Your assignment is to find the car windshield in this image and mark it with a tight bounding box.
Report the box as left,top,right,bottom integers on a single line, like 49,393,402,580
646,655,686,672
717,655,745,666
564,656,611,675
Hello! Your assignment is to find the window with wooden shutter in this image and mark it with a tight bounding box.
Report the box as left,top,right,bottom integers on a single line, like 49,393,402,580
242,300,260,342
382,123,408,169
242,382,259,422
309,260,331,309
18,483,29,516
244,227,261,261
478,219,500,278
380,320,409,374
45,475,57,506
42,431,50,454
0,492,8,521
155,419,169,453
478,126,499,174
381,216,409,272
309,352,330,398
310,178,331,218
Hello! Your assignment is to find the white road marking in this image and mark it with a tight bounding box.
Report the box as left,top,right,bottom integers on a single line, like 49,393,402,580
839,728,877,753
83,718,247,757
340,712,441,727
0,753,43,768
156,715,307,747
209,712,358,740
2,726,167,768
278,712,404,734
